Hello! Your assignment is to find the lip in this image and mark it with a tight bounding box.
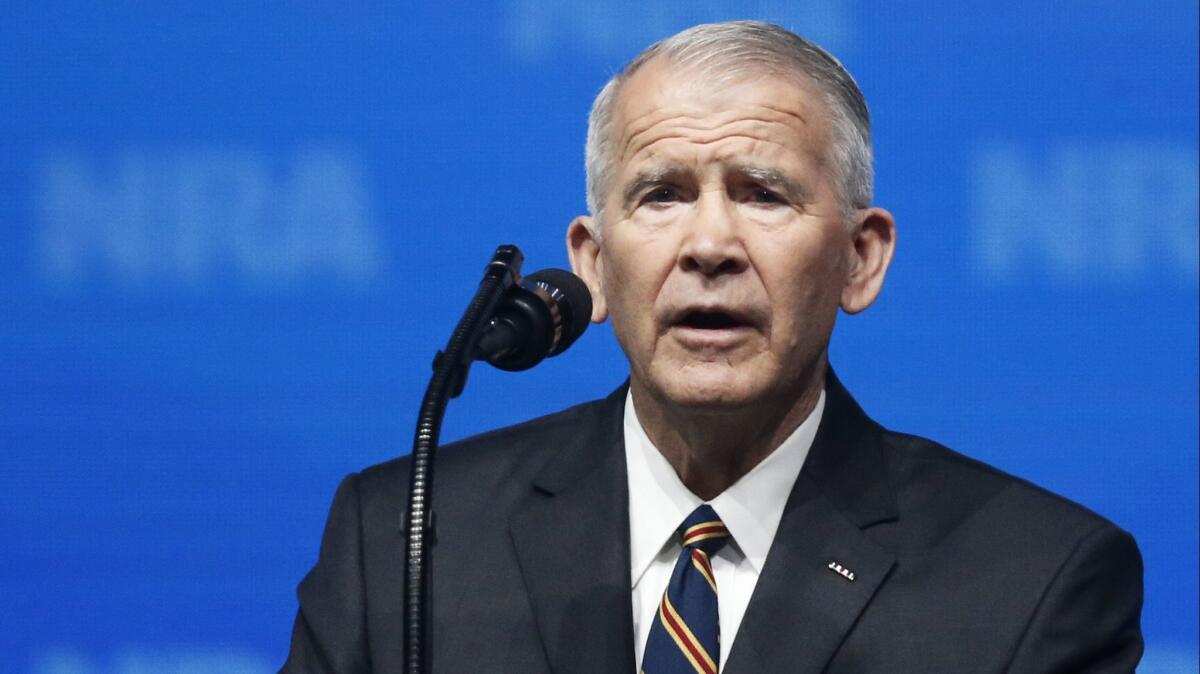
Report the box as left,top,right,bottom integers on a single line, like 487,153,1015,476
669,322,756,349
664,304,760,326
663,304,762,348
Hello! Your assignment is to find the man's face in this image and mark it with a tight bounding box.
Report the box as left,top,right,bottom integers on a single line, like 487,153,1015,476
571,61,876,412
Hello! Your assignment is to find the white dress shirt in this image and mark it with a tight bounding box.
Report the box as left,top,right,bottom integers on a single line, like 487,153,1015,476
625,388,825,671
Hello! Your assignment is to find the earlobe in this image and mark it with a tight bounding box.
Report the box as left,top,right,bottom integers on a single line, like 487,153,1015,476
840,207,897,314
566,216,609,323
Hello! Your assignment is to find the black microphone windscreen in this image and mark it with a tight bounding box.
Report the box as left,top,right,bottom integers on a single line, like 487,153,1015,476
524,269,592,354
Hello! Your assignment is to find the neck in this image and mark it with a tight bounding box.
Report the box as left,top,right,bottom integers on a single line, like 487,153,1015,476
632,360,826,500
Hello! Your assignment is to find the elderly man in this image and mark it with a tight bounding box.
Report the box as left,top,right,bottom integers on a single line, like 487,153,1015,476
284,21,1143,673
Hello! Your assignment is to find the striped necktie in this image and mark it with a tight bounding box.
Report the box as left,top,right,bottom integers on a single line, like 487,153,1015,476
641,504,731,674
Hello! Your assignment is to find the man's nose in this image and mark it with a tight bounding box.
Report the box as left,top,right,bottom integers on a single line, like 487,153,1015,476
677,193,749,276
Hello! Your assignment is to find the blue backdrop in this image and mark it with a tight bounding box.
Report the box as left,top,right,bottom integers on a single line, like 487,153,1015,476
1,3,1196,672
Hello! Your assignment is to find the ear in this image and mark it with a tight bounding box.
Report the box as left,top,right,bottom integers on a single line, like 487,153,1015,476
566,215,609,323
840,207,897,314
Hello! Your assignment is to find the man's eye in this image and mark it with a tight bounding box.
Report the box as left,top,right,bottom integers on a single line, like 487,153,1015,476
751,188,783,204
645,187,678,203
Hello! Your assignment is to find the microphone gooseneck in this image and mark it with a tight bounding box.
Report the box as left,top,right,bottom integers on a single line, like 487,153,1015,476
402,248,590,674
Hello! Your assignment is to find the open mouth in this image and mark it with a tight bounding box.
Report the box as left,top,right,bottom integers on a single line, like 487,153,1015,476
676,310,749,330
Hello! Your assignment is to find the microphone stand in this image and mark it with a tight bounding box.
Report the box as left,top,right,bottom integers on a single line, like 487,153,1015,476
403,244,524,674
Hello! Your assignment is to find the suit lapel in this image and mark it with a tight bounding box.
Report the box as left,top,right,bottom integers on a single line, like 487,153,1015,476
509,388,637,674
724,371,899,674
506,372,896,674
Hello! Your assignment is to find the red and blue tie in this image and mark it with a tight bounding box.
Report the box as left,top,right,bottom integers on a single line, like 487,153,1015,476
641,505,731,674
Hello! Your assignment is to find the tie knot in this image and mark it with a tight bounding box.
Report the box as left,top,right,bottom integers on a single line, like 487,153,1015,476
678,504,731,554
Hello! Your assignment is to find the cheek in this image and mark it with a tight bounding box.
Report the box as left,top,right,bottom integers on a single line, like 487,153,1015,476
755,235,848,333
596,251,649,343
601,230,676,310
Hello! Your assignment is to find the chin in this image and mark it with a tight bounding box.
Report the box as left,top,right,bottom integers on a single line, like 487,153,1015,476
651,365,765,412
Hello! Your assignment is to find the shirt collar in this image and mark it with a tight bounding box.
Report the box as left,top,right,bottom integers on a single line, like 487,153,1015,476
625,387,825,586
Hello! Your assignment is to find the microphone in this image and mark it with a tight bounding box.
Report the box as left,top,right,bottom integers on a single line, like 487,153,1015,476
473,268,592,371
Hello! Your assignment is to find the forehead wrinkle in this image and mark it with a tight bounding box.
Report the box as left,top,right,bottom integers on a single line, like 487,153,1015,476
621,122,807,170
625,135,793,183
616,101,816,168
624,126,821,184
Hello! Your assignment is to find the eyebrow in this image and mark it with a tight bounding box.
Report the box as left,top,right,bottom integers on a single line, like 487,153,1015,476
618,163,814,209
621,166,682,209
734,164,813,204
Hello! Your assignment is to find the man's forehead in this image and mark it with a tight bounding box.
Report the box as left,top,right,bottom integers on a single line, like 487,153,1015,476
614,57,820,124
609,59,832,172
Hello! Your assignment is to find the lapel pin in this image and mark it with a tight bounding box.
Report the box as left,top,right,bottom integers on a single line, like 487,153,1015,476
827,560,855,582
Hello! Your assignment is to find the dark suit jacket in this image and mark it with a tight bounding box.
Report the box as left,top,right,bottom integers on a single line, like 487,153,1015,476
283,373,1143,673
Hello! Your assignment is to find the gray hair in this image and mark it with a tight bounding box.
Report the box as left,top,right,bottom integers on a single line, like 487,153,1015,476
584,20,873,230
